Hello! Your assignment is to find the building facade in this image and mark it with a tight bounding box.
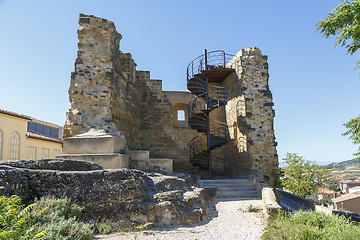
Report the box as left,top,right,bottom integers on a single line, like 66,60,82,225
0,109,63,160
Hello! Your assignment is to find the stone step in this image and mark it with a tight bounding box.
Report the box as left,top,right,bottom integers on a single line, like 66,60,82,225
215,186,256,191
201,182,255,188
199,179,254,185
216,190,259,198
199,179,259,198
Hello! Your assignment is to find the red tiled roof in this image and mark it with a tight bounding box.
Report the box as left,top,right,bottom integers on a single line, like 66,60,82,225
0,109,32,120
26,132,63,144
318,188,335,194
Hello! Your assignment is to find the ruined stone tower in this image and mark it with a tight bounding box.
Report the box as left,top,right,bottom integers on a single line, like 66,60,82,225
62,14,278,186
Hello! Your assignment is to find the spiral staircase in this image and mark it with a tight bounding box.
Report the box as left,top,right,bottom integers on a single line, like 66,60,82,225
187,50,235,178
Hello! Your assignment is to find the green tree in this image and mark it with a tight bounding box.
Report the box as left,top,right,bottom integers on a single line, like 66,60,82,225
317,1,360,158
316,0,360,69
283,153,330,198
343,116,360,159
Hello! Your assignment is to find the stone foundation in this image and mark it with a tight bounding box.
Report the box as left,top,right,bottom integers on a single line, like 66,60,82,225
0,159,215,226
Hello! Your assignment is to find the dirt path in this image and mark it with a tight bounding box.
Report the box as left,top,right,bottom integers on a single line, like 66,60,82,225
93,198,265,240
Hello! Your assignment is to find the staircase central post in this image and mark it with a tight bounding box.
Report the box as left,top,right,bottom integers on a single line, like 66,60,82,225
204,49,212,179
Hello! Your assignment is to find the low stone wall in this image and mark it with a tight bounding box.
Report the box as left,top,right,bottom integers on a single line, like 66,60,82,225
261,187,281,220
0,159,215,226
276,189,318,211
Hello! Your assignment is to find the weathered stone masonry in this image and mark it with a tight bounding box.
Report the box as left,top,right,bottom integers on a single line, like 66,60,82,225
63,14,278,186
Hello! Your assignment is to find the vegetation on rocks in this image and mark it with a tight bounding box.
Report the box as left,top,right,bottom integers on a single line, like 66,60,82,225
0,195,93,240
262,210,360,240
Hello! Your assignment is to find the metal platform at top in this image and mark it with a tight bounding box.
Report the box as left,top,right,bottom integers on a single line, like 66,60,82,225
187,50,235,83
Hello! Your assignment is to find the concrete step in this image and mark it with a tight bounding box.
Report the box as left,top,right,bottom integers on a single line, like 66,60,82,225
199,179,259,198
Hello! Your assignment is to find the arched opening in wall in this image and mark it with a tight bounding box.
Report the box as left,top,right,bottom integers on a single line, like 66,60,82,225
10,131,20,160
0,130,3,160
173,103,188,128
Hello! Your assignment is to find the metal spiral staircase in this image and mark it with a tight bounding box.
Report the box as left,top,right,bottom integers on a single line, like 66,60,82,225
187,50,235,178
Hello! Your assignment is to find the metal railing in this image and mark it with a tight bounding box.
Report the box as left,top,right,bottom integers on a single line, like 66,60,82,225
189,123,229,158
188,87,227,119
211,155,228,175
187,50,235,82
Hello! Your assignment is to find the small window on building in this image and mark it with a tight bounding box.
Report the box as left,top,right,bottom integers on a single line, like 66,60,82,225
0,130,3,160
10,132,20,160
54,149,61,157
41,148,49,159
177,110,185,121
28,146,36,159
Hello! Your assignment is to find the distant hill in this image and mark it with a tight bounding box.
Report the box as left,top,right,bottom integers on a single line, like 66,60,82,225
323,159,360,180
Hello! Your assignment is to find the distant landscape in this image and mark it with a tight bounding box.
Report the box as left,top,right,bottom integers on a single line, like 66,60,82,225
323,158,360,180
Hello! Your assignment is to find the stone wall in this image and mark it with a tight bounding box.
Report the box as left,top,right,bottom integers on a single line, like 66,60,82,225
64,14,198,172
224,47,278,186
63,14,278,185
64,14,122,138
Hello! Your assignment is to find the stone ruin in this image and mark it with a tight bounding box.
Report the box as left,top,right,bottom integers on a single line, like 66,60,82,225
0,159,215,226
59,14,278,186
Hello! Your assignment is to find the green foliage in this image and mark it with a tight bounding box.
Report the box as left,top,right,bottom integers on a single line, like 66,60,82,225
328,186,341,192
97,222,113,235
276,167,285,189
0,195,47,240
283,153,331,198
135,222,154,231
317,1,360,174
0,195,93,240
317,0,360,69
319,199,333,205
343,116,360,159
262,210,360,240
246,204,261,213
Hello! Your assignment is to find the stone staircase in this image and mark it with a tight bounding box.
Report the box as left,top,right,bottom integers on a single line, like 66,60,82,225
199,179,260,198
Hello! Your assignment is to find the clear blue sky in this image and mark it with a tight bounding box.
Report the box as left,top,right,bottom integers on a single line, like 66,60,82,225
0,0,359,165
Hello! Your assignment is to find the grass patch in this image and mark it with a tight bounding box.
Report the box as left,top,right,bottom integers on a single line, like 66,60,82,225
262,210,360,240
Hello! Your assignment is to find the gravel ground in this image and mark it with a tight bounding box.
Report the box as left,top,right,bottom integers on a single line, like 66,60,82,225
93,198,265,240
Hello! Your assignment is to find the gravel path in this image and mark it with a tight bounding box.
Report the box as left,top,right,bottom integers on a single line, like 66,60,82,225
93,198,265,240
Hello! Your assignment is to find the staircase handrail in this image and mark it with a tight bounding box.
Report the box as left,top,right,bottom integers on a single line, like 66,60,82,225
188,124,229,157
188,87,227,119
187,50,235,83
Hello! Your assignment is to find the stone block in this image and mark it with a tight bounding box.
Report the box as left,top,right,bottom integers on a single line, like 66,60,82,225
128,150,149,162
148,158,173,173
63,135,127,154
58,153,129,169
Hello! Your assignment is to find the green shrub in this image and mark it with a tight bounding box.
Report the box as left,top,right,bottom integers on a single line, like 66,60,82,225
262,210,360,240
97,222,113,234
0,195,93,240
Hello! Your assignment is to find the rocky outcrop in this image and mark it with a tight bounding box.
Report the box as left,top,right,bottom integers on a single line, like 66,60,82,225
0,159,215,226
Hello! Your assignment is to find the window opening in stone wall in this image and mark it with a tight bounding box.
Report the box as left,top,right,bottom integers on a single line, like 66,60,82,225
177,110,185,121
0,130,3,160
10,132,20,160
41,148,49,159
28,146,36,159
